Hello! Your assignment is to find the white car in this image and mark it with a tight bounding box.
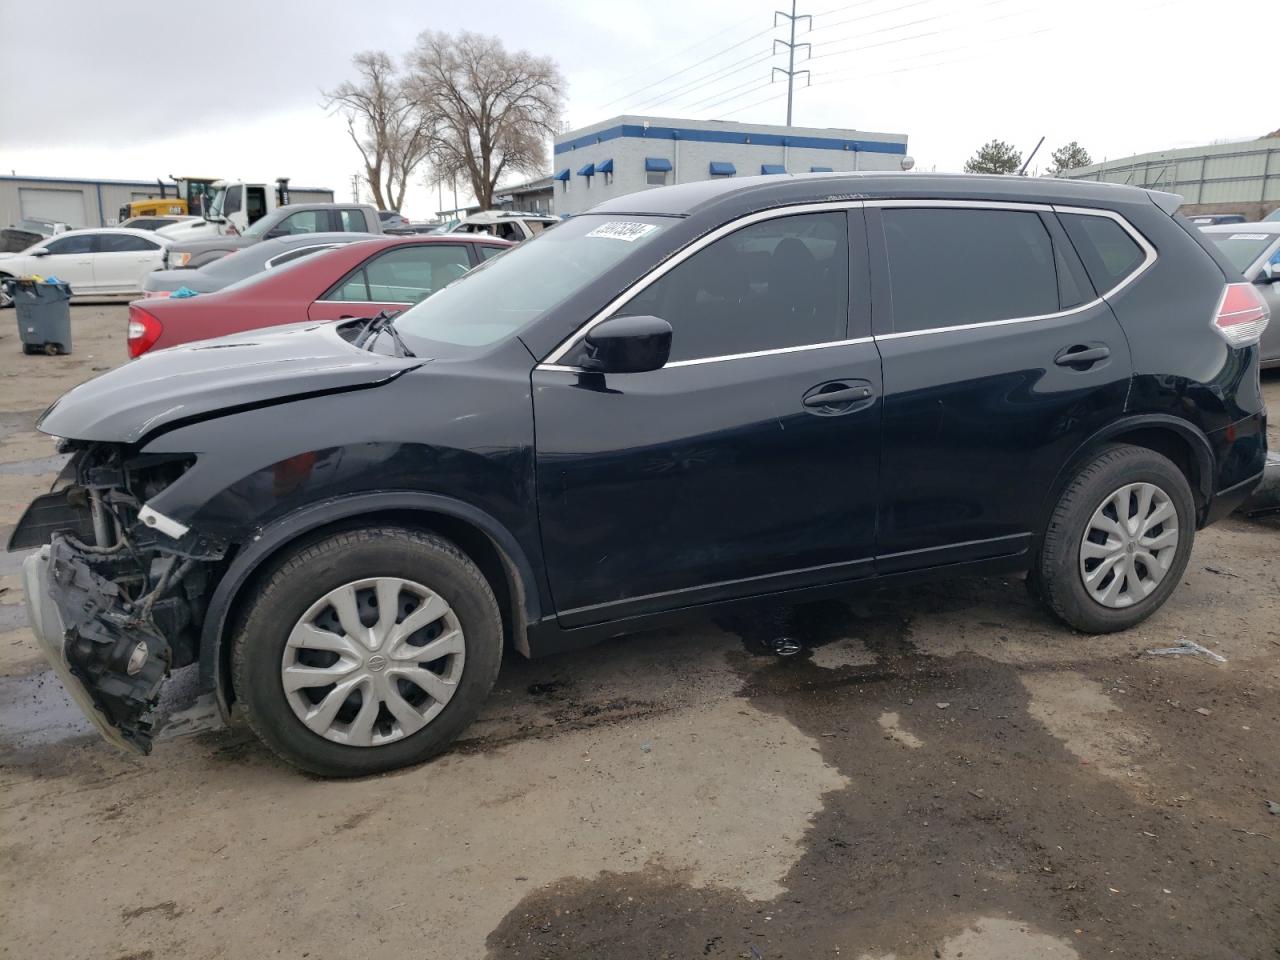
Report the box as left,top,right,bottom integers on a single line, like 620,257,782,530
0,228,169,306
448,210,559,242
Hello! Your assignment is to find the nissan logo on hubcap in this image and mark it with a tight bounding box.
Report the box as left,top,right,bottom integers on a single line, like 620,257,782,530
367,655,387,673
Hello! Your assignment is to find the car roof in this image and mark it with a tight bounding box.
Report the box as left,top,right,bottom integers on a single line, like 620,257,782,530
585,171,1170,218
463,210,557,224
1199,221,1280,235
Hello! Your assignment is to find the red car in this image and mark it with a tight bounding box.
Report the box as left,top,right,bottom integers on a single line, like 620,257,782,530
127,235,509,357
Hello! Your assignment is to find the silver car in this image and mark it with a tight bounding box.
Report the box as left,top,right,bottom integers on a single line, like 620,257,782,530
1201,222,1280,368
140,232,378,297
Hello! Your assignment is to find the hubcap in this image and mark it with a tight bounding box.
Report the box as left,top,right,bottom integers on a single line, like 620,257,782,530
280,577,465,747
1079,481,1179,609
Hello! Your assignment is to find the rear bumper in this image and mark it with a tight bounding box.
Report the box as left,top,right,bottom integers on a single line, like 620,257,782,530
1236,452,1280,517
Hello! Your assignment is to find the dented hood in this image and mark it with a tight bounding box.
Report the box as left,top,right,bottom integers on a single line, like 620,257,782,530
39,321,424,444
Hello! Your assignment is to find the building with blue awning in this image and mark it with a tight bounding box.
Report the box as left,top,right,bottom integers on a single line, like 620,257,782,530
548,113,909,216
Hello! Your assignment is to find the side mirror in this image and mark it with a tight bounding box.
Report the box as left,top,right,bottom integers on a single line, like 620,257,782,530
1261,261,1280,283
31,248,50,257
582,315,672,373
264,228,286,240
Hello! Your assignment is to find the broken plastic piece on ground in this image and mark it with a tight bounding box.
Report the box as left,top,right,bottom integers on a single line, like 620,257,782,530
1144,639,1227,663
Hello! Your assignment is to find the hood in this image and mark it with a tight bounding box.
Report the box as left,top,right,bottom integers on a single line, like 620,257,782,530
170,236,254,257
156,220,222,242
39,321,425,444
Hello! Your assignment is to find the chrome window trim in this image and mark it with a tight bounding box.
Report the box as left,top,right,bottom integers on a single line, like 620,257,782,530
264,243,342,270
537,199,1158,366
537,336,875,374
876,202,1157,341
541,200,864,366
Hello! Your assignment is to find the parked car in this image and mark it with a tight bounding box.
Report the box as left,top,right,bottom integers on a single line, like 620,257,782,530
0,227,168,306
141,232,380,298
1200,221,1280,367
378,210,412,232
0,217,70,254
12,173,1269,776
1187,214,1247,227
1264,209,1280,222
449,209,558,242
128,234,508,356
164,203,382,269
119,215,199,232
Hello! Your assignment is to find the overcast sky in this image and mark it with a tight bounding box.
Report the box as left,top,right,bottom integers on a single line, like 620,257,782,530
0,0,1268,218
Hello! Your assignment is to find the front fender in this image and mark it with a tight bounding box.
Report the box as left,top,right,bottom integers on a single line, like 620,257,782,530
195,490,546,717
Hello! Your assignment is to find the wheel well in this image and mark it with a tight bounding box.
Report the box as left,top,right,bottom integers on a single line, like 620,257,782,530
215,508,527,710
1037,424,1211,553
1105,427,1206,513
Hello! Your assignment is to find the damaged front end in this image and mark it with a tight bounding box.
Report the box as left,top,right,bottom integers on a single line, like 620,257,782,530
13,443,225,753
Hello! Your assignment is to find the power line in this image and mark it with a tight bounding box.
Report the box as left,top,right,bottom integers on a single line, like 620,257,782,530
598,20,765,93
596,25,776,110
629,48,777,112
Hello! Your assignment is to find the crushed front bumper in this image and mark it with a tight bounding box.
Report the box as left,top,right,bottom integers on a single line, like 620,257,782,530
23,539,170,754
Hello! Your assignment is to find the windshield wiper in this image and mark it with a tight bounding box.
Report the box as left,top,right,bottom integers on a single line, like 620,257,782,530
352,310,416,357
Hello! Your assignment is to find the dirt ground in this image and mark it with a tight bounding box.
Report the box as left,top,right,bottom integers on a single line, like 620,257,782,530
1,305,1277,960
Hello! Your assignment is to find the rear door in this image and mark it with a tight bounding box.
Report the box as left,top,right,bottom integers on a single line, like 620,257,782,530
307,244,475,320
533,207,883,625
95,233,164,292
869,201,1137,572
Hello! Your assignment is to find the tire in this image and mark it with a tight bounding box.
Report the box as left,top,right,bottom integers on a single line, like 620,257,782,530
232,527,503,777
1036,444,1195,634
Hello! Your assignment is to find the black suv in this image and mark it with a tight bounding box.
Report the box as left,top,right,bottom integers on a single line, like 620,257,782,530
14,174,1270,776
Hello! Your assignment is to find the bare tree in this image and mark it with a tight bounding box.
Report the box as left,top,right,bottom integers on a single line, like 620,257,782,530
407,31,564,210
323,51,433,211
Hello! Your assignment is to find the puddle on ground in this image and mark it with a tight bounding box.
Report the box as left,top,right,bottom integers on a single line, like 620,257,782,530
0,454,68,476
0,663,216,765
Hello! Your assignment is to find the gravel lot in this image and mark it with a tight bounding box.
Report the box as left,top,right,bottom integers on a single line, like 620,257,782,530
1,304,1277,960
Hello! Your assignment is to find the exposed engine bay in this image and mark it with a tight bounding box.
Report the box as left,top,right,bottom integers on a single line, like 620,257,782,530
13,442,226,753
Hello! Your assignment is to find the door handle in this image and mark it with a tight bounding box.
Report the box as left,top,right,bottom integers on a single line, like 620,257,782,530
1054,344,1110,368
803,385,871,406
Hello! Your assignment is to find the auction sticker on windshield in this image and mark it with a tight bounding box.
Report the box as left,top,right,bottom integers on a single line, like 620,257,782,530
1229,234,1269,241
585,221,658,242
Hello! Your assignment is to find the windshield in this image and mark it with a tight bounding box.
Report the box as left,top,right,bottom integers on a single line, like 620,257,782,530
1206,232,1279,274
393,214,670,349
205,186,226,220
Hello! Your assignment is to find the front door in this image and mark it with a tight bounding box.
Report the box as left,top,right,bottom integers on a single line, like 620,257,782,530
869,203,1136,572
36,233,98,293
534,208,882,626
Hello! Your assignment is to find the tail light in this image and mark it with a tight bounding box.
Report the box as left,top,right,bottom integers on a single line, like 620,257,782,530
1212,282,1270,348
127,305,163,358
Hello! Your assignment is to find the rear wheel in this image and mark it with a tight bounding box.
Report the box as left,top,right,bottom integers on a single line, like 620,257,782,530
232,527,503,776
1035,444,1194,633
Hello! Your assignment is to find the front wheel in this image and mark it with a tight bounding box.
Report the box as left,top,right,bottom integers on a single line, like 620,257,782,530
232,527,503,776
1035,444,1195,634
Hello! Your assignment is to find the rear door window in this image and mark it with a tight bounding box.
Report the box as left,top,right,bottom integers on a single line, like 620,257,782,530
363,245,472,303
1058,213,1146,292
99,234,160,253
881,208,1059,333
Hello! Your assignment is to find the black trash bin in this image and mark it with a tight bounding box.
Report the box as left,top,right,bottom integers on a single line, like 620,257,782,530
5,278,72,355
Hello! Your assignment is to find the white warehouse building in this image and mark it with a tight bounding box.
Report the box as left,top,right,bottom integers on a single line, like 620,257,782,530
546,115,909,216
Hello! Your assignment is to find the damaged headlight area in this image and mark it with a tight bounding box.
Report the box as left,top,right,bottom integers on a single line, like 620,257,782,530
13,443,226,753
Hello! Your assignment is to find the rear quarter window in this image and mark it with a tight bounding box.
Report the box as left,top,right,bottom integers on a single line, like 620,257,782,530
1058,213,1146,292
